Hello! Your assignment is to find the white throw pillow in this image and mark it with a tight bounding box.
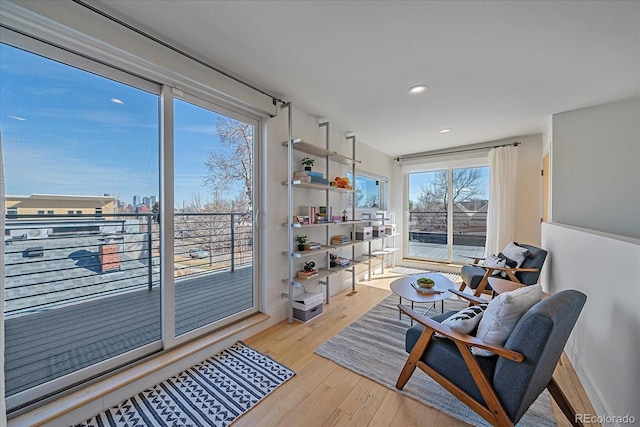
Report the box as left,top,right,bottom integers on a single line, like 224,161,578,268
472,284,542,356
481,254,506,276
438,304,488,336
500,242,529,268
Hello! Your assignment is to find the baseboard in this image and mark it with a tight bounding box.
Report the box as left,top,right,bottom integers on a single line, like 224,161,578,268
565,341,612,424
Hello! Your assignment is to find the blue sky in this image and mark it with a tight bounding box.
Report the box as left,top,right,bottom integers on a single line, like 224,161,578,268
408,167,490,203
0,43,240,208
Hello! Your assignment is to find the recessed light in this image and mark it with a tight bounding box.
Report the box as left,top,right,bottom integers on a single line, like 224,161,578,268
110,98,124,105
440,128,452,133
408,84,428,94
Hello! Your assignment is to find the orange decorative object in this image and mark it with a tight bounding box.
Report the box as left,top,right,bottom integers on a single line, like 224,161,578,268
331,176,353,189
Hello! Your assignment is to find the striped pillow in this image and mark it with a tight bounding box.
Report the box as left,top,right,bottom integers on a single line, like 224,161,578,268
439,303,488,335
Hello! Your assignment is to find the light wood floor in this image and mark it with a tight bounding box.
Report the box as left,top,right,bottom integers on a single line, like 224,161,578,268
237,271,599,427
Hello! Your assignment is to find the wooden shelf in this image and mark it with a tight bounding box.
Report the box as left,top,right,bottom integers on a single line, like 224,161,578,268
284,245,333,258
284,269,336,286
282,139,336,157
330,153,360,166
281,180,358,193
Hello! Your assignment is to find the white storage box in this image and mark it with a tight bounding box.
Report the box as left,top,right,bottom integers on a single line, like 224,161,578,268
386,223,397,235
354,225,373,241
293,303,323,322
372,225,385,238
292,292,323,311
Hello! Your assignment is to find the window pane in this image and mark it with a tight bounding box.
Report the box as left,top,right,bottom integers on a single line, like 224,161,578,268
452,167,489,261
1,44,160,400
347,173,383,209
407,171,448,261
173,98,255,337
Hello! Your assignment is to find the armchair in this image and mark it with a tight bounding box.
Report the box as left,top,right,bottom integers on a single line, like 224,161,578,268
396,289,586,427
459,243,547,297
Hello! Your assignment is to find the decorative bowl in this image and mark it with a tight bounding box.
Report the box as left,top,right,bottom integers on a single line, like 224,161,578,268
416,277,435,288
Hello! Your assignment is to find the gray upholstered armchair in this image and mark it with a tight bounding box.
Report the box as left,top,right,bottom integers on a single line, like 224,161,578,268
459,243,548,297
396,289,587,427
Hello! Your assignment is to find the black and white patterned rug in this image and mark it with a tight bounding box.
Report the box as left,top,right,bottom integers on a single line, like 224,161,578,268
76,342,294,427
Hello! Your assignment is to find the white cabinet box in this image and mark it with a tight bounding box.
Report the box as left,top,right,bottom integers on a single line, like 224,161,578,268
292,292,323,322
354,225,373,241
372,225,386,238
292,292,323,311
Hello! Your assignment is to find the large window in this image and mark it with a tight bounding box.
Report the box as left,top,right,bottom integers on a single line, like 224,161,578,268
348,171,388,210
1,43,161,406
1,38,260,411
407,166,489,263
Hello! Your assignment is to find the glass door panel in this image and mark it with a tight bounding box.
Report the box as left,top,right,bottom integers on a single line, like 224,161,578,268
1,43,161,406
173,98,255,337
407,171,449,261
451,167,489,262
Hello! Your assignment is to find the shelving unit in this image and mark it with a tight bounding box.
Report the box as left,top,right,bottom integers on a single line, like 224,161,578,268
281,104,361,323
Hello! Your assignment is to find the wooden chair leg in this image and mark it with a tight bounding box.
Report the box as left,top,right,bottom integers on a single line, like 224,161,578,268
547,376,583,427
458,281,467,292
396,328,433,390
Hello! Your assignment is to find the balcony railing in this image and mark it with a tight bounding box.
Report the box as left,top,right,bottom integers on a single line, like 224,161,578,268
407,210,487,260
3,211,254,403
4,212,252,316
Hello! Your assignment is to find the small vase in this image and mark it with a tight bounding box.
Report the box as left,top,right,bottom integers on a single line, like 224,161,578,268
297,244,305,251
304,166,312,171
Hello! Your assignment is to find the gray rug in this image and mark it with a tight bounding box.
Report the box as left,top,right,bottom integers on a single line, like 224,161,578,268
315,295,556,427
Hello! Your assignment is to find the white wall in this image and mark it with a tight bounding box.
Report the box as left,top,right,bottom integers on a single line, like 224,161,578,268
542,223,640,425
552,97,640,239
544,97,640,426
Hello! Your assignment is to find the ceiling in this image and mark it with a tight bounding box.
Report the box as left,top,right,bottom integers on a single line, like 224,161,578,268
90,0,640,158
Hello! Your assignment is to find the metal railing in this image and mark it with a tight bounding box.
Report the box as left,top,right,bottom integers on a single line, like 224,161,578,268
3,212,252,316
408,210,488,247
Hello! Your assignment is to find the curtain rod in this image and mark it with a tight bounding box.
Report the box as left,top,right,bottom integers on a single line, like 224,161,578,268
73,0,285,106
394,141,520,162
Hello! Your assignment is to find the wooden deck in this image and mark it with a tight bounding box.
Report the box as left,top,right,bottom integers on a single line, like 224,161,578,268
4,266,254,397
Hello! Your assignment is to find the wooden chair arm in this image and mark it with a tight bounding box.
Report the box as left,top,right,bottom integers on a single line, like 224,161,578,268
448,288,487,305
398,304,524,362
460,255,485,265
475,265,538,273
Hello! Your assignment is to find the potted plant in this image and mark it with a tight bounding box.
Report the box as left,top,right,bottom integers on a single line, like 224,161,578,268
301,157,314,171
295,235,308,251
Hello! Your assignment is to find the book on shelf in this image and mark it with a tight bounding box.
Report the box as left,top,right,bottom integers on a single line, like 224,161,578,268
293,170,324,178
331,234,351,245
294,175,330,185
303,241,322,251
297,270,318,279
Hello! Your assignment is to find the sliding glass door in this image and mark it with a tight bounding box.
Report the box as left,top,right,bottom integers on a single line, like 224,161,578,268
2,40,260,410
1,43,162,406
173,96,256,338
407,166,489,263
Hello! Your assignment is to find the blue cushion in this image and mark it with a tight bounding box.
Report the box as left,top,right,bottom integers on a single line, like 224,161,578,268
405,311,497,405
460,265,491,290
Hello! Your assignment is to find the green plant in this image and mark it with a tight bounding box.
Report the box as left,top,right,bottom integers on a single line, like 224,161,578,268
300,157,314,167
295,235,308,245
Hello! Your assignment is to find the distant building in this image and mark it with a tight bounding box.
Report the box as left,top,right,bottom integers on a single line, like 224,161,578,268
5,194,116,216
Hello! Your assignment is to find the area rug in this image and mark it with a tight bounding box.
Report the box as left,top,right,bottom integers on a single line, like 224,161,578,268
390,266,461,283
77,342,295,427
315,295,556,427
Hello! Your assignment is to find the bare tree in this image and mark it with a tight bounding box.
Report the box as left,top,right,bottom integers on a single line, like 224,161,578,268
204,117,253,207
414,169,483,210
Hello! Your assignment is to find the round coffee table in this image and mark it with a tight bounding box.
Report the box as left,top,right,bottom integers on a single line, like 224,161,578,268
390,273,454,323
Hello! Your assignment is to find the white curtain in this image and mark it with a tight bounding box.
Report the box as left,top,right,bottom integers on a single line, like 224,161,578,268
485,145,518,256
1,132,6,424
